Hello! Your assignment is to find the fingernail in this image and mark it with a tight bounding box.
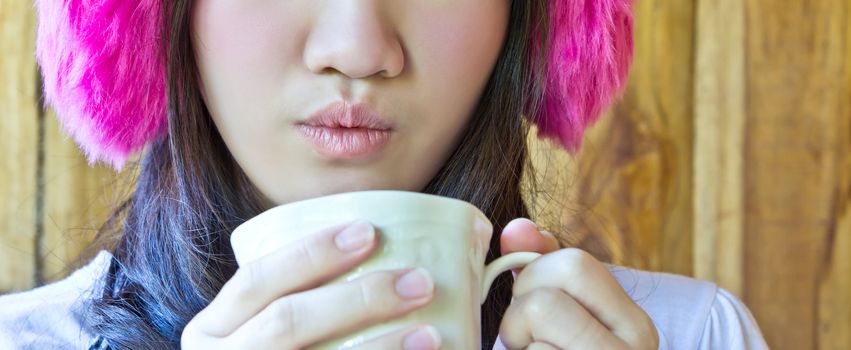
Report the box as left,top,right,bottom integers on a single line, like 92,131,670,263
396,268,434,300
334,220,375,252
517,218,538,228
540,230,560,248
505,218,540,233
404,325,441,350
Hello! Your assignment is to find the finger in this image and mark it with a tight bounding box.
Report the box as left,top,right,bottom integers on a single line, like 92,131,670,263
512,248,656,345
499,287,627,350
500,218,559,277
194,220,378,336
500,218,560,255
227,268,435,349
346,325,441,350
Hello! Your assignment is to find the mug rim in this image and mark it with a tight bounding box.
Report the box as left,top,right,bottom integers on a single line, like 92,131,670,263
230,190,491,263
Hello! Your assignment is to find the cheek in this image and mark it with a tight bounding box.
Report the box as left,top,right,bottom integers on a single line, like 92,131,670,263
405,3,510,138
191,1,312,150
415,5,509,64
408,3,510,110
193,1,305,62
192,1,306,108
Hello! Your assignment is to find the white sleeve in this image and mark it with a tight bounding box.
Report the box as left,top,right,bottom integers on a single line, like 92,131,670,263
0,287,92,349
0,327,15,349
697,288,769,349
0,251,111,349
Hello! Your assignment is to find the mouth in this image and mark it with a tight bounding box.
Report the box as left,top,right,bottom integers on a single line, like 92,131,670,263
294,124,393,160
295,101,394,160
298,101,395,130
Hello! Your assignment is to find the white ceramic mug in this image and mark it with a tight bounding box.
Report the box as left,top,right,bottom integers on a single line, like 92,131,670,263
230,190,541,349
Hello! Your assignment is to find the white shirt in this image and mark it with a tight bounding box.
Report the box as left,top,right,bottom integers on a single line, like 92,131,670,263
0,251,768,349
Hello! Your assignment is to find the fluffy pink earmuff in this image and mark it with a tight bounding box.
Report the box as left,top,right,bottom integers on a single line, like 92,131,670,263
34,0,634,171
535,0,634,153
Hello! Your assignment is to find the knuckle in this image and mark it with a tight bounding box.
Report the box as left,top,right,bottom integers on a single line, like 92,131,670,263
229,265,262,300
578,322,609,348
553,248,596,278
355,272,396,310
294,241,324,271
267,297,300,340
355,279,377,309
351,271,412,317
519,288,563,320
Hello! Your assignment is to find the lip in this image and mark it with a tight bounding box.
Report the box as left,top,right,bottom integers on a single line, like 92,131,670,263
295,101,394,160
298,101,395,130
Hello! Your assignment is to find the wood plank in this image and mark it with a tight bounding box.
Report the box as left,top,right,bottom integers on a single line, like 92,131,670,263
744,0,851,348
820,199,851,350
561,0,696,275
0,0,39,293
524,129,580,246
693,0,746,297
816,3,851,348
40,111,131,284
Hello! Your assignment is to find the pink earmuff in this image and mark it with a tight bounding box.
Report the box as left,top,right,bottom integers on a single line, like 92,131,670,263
534,0,634,153
34,0,634,170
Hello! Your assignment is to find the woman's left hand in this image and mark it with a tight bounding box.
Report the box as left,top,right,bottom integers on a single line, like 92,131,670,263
494,218,659,350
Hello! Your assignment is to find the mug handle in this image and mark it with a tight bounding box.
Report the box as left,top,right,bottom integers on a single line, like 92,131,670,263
480,252,542,304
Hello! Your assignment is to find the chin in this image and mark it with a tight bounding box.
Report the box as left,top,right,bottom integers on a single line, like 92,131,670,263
263,182,400,206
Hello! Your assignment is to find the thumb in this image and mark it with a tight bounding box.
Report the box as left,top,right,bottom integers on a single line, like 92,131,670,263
499,218,560,278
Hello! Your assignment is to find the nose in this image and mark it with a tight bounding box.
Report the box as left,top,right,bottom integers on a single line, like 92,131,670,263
303,2,405,79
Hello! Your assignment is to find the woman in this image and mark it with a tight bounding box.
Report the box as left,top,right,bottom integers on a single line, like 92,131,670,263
1,0,767,349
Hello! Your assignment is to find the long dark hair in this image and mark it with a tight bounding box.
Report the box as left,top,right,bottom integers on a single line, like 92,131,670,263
86,0,550,348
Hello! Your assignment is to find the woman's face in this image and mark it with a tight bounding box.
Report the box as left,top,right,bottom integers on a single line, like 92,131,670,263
192,1,511,205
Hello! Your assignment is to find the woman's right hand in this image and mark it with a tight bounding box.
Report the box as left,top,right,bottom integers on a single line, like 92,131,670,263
181,220,441,350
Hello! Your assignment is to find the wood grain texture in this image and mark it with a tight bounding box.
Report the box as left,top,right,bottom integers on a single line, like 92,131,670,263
1,0,850,348
0,0,39,292
40,112,130,284
561,0,697,276
817,4,851,349
820,204,851,350
693,0,746,297
744,0,851,348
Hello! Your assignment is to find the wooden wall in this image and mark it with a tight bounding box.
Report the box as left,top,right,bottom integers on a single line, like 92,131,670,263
1,0,128,290
2,0,849,348
533,0,851,348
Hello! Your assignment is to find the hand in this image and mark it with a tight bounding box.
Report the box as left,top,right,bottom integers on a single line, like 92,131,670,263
495,218,659,350
181,220,442,349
